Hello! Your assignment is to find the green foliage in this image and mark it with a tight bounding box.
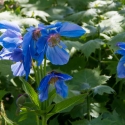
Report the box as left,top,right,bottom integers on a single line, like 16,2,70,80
1,0,125,124
92,85,115,96
81,39,104,58
72,68,110,90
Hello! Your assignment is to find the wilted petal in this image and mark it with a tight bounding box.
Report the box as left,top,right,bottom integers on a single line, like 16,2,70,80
0,20,20,32
11,62,25,76
46,45,69,65
59,22,86,37
117,56,125,78
55,80,68,98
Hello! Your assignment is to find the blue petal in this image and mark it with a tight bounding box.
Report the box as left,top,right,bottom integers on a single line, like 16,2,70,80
46,45,69,65
38,74,52,102
59,22,86,37
36,36,47,54
2,37,22,51
35,51,45,66
0,48,12,60
55,80,68,98
117,56,125,78
115,50,125,56
22,31,33,56
23,48,31,79
117,42,125,50
11,62,25,76
38,74,52,91
0,20,20,32
60,41,67,49
11,48,23,62
54,72,73,81
38,84,49,102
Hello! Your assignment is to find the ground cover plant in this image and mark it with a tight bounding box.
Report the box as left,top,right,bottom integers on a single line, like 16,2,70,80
0,0,125,125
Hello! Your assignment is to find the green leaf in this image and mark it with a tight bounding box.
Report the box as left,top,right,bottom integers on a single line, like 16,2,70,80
90,116,113,125
81,39,104,58
20,77,40,108
65,8,97,23
108,32,125,52
49,116,59,125
71,119,89,125
0,90,8,101
0,60,13,79
47,94,87,118
92,85,115,96
72,68,110,90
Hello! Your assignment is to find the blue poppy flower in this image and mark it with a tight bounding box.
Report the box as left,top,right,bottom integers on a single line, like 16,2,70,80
115,42,125,78
36,22,86,65
38,71,72,102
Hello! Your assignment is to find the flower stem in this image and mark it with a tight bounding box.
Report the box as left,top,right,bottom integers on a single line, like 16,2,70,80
36,115,40,125
42,115,47,125
32,62,39,86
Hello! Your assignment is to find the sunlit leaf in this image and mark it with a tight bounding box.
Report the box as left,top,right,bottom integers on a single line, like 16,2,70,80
81,39,104,58
92,85,115,96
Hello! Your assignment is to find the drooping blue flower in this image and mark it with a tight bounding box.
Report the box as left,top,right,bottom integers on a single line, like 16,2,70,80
115,42,125,78
36,22,86,65
38,71,72,102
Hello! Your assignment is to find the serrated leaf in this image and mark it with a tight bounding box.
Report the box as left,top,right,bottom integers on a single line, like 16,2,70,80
20,77,40,108
100,13,124,34
65,8,97,23
92,85,115,96
90,116,113,125
81,39,104,58
72,68,110,90
64,40,83,51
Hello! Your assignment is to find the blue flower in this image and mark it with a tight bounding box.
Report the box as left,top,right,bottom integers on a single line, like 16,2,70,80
0,20,22,51
115,42,125,78
0,20,31,79
0,48,25,76
36,22,86,65
38,71,72,102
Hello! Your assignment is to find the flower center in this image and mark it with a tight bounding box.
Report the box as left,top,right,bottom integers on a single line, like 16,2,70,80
49,77,58,84
32,29,41,41
47,34,60,47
